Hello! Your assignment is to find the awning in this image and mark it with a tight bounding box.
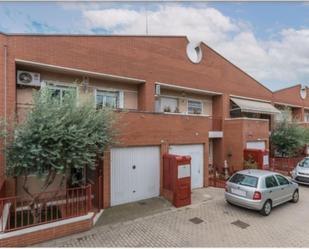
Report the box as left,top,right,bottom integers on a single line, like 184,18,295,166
231,97,281,115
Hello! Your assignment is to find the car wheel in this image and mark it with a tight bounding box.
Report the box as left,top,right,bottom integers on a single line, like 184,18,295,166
291,190,299,203
260,200,272,216
226,200,233,206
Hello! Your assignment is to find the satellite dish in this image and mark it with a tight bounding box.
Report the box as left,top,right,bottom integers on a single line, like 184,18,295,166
300,85,307,100
186,42,203,64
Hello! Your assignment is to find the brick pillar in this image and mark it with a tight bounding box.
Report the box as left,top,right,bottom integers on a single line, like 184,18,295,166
138,80,156,112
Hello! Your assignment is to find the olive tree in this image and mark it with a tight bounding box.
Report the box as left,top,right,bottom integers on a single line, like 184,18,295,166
4,88,114,198
270,110,307,157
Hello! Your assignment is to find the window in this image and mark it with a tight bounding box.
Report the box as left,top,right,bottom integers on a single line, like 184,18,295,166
159,97,178,113
188,100,202,114
229,173,258,188
275,175,289,185
265,176,278,188
45,83,77,102
305,111,309,122
96,90,122,109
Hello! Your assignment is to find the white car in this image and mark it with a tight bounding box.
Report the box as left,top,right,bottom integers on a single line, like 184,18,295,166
291,157,309,185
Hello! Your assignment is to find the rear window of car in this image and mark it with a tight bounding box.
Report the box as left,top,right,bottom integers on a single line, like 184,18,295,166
229,173,258,188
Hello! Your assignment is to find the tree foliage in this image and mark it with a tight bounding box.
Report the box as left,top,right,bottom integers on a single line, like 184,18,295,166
270,110,308,157
4,88,115,194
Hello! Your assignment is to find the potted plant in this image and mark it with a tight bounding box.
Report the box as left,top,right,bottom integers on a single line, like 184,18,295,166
163,106,171,112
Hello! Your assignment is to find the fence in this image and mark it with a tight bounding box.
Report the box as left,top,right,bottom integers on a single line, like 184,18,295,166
208,165,235,188
0,184,92,233
269,157,303,176
208,176,226,188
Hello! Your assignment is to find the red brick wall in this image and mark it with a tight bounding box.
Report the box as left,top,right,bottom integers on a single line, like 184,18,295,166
103,111,211,208
0,218,92,247
224,118,269,171
273,84,309,108
0,34,7,190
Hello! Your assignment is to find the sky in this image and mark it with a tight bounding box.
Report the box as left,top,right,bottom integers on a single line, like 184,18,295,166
1,2,309,91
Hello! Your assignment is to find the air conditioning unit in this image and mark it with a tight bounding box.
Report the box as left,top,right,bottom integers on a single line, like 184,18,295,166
17,71,41,87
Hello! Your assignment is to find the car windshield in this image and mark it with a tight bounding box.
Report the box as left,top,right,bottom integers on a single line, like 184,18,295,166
229,173,258,188
298,158,309,168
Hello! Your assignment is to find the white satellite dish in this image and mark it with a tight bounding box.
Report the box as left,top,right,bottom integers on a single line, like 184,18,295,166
186,42,203,64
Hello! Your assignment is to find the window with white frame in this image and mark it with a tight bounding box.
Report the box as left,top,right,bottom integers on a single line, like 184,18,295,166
159,97,178,113
188,100,202,114
43,82,77,102
96,90,123,109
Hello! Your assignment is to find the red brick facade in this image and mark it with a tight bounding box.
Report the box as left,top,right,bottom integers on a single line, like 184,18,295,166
0,33,309,211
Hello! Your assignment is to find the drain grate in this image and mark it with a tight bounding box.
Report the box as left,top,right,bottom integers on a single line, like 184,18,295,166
231,220,250,229
189,217,204,224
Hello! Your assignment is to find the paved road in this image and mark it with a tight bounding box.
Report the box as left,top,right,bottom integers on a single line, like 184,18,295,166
38,186,309,247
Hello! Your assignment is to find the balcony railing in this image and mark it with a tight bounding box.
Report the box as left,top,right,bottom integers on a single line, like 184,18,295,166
0,185,92,233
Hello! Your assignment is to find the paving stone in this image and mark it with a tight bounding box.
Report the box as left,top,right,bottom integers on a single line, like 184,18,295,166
37,186,309,247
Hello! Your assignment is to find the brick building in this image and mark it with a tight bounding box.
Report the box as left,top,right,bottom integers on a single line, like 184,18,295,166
0,33,309,235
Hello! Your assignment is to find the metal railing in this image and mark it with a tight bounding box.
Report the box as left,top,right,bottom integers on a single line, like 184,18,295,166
0,184,92,233
269,157,303,176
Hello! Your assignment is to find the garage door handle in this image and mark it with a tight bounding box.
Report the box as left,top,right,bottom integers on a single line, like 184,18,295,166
269,190,272,193
132,165,136,169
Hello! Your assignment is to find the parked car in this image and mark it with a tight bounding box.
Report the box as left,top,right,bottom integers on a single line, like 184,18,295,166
291,157,309,185
225,169,299,216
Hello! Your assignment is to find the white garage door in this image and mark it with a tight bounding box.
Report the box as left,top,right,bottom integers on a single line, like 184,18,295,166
111,146,160,206
246,141,266,150
169,144,204,189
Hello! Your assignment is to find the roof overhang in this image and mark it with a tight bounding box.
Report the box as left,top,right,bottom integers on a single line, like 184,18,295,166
231,97,281,115
15,59,146,84
156,82,222,96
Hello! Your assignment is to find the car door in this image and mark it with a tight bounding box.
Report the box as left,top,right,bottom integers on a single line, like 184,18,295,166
275,174,292,203
264,175,282,206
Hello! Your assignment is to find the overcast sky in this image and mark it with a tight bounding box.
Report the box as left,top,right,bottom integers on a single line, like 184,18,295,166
1,2,309,91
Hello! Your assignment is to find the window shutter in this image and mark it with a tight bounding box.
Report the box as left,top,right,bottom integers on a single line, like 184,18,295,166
118,91,124,108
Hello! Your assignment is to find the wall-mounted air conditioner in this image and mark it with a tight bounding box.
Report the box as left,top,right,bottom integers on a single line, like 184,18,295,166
17,70,41,87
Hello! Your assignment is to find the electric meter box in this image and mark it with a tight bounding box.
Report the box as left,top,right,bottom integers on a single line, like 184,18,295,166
163,154,191,208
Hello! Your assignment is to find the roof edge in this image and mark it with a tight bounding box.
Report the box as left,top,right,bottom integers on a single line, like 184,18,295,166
0,31,187,38
200,41,273,94
273,83,303,93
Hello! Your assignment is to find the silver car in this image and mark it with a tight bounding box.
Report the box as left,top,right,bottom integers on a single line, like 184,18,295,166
291,157,309,185
225,169,299,216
